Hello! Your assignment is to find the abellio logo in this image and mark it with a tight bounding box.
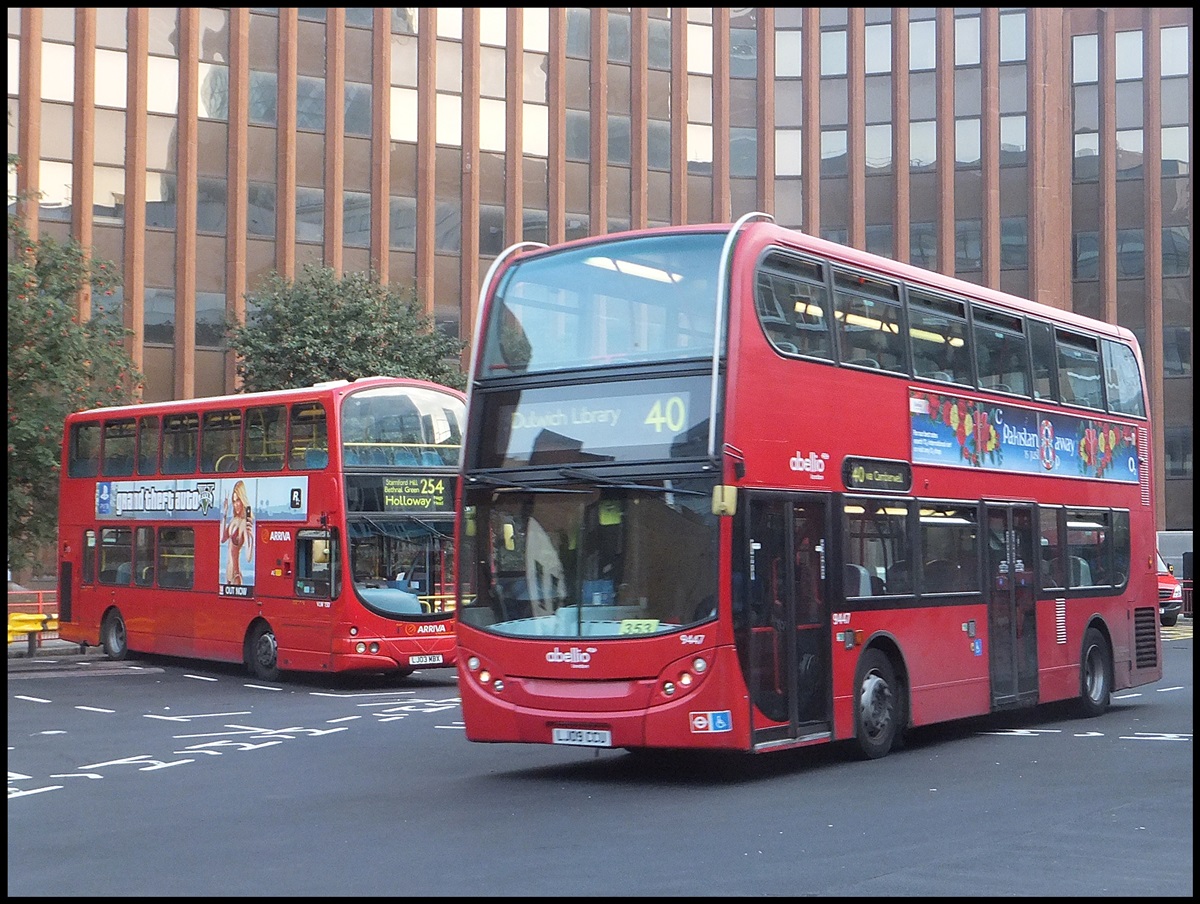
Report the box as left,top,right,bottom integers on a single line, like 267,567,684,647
789,451,829,475
546,646,595,664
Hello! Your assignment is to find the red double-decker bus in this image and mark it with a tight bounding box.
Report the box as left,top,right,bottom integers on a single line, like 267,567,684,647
454,216,1163,758
57,376,465,681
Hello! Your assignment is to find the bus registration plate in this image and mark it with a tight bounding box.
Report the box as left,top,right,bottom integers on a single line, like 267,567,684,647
408,654,444,666
552,727,612,748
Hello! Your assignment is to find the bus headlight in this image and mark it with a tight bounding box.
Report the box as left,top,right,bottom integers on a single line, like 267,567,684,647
653,653,712,704
355,642,366,653
467,656,480,670
369,642,379,654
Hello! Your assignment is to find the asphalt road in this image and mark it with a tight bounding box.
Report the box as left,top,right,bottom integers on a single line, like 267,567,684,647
8,625,1193,897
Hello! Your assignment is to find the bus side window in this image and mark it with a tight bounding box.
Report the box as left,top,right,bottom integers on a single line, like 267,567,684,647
244,405,287,471
82,529,96,585
162,413,200,475
68,422,101,478
98,528,133,584
296,530,337,598
137,415,160,475
290,403,328,470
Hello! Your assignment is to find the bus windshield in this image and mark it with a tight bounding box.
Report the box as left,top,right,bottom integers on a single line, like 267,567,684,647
341,384,464,467
459,477,719,638
481,231,728,374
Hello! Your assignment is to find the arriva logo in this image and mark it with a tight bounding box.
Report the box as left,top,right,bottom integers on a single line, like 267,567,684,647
416,624,448,634
268,530,291,541
546,646,594,664
789,451,828,474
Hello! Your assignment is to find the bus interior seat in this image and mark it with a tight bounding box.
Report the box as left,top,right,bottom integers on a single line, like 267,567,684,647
104,455,135,476
305,449,329,469
886,560,911,594
394,449,419,466
843,563,872,597
420,450,443,466
924,559,960,593
164,453,193,473
115,562,133,584
1040,552,1060,584
851,357,880,369
1070,555,1092,587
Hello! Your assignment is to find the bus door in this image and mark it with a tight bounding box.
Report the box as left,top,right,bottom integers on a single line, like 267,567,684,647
984,503,1039,708
742,493,832,746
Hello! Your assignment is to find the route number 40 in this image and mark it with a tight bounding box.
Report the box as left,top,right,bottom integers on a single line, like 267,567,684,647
644,397,687,433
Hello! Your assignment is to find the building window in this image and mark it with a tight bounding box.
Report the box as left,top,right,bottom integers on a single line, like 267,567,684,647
195,292,226,349
1164,427,1193,478
145,288,176,346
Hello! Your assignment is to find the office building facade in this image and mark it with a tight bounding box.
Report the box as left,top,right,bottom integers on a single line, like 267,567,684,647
7,8,1193,528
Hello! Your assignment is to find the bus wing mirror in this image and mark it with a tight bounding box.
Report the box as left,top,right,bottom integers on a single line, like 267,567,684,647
712,485,738,517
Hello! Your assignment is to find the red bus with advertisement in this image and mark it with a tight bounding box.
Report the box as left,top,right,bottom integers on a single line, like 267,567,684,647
57,376,465,681
453,216,1163,758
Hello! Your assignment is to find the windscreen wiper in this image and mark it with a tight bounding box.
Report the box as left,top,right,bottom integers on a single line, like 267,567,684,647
408,515,454,541
558,467,706,496
467,473,589,494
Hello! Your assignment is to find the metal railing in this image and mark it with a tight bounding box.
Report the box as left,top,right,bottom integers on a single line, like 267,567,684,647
7,590,60,654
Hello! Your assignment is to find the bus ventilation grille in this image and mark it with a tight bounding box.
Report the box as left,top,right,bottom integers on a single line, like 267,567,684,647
1138,427,1151,507
1133,607,1158,670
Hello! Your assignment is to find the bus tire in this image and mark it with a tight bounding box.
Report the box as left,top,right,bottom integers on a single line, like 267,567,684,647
853,647,900,760
393,668,416,679
1077,626,1111,718
101,609,129,661
246,622,280,682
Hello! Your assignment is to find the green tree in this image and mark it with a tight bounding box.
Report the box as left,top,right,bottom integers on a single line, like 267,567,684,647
227,265,467,392
7,212,141,573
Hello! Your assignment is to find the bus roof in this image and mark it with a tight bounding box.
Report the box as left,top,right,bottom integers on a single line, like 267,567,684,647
495,220,1140,348
67,375,465,419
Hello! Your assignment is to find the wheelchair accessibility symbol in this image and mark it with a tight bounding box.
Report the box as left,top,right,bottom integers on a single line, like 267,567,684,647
689,710,732,733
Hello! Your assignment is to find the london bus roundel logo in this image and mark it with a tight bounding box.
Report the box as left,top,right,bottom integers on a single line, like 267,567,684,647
1038,419,1056,471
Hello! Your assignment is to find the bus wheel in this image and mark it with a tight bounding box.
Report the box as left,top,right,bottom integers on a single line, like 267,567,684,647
246,622,280,682
853,648,899,760
393,668,416,679
101,609,129,661
1077,626,1112,718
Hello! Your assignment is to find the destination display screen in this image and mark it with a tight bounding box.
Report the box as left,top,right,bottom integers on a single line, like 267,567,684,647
346,474,455,513
475,374,716,468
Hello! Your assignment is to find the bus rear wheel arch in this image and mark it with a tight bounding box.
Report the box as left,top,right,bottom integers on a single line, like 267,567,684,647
852,646,905,760
245,620,280,682
1076,625,1112,718
101,608,129,661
